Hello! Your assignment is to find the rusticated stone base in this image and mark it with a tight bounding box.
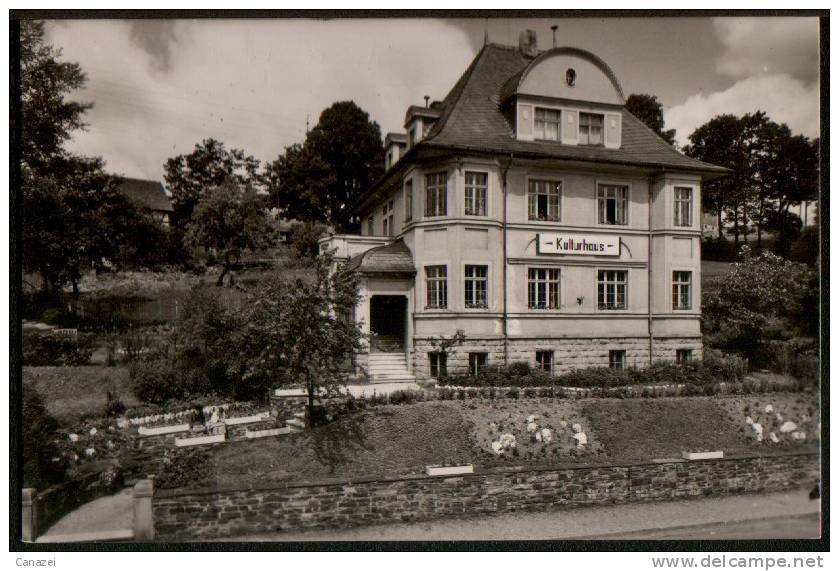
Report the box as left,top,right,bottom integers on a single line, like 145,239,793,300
411,336,703,379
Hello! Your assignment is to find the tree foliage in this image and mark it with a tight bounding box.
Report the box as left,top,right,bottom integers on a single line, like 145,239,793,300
266,101,384,232
234,255,364,419
184,180,276,286
625,93,676,146
164,138,262,227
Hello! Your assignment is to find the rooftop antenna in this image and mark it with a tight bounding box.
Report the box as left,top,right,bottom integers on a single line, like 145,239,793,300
483,18,489,46
551,25,558,48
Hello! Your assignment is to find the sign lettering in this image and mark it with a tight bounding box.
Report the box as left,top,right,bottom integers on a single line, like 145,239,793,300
536,233,620,256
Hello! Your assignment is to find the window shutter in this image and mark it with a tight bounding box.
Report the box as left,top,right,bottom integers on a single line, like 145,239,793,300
605,113,622,149
561,110,578,144
518,103,533,140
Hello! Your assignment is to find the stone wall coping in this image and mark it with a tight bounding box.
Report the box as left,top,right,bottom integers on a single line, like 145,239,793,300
153,448,819,500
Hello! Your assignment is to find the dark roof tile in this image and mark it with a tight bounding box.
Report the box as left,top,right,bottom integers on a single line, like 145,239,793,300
346,239,415,275
115,177,173,212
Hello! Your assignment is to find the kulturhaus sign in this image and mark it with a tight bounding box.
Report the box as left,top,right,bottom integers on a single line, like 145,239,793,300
536,233,620,256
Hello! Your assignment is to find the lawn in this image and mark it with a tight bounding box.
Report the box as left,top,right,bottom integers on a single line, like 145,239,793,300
204,393,819,489
23,366,138,425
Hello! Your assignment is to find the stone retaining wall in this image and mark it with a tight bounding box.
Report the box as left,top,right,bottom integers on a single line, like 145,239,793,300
152,450,818,541
412,336,703,378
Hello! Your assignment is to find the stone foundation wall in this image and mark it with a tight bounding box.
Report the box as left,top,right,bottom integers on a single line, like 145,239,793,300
411,337,703,378
152,451,819,541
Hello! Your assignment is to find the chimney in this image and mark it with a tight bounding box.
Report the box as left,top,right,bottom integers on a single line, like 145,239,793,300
551,25,558,48
424,95,430,108
518,29,539,57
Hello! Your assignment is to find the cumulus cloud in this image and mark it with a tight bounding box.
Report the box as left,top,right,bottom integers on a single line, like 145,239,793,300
45,19,476,180
664,74,819,146
713,17,819,83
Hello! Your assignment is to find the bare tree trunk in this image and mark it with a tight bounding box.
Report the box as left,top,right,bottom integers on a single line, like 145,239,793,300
717,208,724,241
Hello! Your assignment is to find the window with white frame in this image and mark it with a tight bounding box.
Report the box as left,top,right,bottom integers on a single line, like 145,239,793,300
528,268,560,309
672,271,692,310
536,350,554,374
404,180,413,221
579,112,604,145
676,349,693,363
429,352,447,378
674,187,693,226
598,184,628,225
468,352,487,376
534,107,561,141
609,350,626,370
382,200,394,236
425,265,448,309
528,179,561,221
464,171,488,216
367,216,374,236
464,265,488,309
598,270,628,310
425,172,447,217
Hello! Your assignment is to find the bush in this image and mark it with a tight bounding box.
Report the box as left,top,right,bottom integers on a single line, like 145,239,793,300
790,225,819,267
155,448,215,490
103,391,126,417
387,389,425,405
23,388,67,488
290,221,329,259
23,331,95,366
130,358,179,404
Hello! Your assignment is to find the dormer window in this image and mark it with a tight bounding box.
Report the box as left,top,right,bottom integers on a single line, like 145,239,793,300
579,112,604,146
408,127,417,148
534,108,561,141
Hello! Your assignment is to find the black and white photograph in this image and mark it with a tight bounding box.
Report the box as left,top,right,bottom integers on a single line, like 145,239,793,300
9,10,826,553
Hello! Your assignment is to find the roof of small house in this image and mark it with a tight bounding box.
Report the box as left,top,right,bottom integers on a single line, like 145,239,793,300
345,239,415,275
115,177,173,212
355,43,727,214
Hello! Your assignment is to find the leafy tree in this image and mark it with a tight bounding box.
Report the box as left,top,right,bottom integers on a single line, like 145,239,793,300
625,93,676,146
703,247,816,364
266,101,384,232
767,135,819,256
289,221,329,259
23,388,66,487
163,138,262,227
184,180,276,286
234,255,364,420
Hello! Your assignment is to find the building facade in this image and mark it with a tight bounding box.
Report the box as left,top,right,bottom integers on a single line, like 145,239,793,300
320,33,727,381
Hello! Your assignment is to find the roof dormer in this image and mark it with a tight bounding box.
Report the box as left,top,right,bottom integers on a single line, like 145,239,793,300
384,132,407,170
404,103,442,149
503,46,625,150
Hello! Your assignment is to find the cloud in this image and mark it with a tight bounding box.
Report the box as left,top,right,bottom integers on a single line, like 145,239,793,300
713,17,819,84
44,19,476,181
664,74,819,146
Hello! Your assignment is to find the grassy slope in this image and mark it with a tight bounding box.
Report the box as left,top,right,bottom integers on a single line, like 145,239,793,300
207,393,818,488
23,366,137,425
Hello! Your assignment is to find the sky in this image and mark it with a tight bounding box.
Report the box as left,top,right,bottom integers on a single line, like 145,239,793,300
44,16,821,182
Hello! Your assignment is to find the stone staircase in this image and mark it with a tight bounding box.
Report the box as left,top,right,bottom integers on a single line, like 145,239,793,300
367,352,416,384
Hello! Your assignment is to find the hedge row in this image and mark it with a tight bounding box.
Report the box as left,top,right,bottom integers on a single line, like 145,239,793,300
437,351,748,389
23,331,95,366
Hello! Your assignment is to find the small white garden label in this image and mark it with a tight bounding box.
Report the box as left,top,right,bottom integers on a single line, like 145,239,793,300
537,233,620,256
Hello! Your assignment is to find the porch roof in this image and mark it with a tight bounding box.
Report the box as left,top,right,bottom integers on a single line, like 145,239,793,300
345,239,415,275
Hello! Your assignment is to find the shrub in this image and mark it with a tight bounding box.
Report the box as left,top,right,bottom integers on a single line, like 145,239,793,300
388,389,425,405
23,388,67,488
155,448,215,490
103,391,126,417
130,358,179,404
23,331,95,366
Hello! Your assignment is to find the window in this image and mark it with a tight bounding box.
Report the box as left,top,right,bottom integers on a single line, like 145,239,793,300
598,184,628,225
528,179,561,221
425,172,447,217
534,107,561,141
429,352,447,379
425,265,448,309
382,200,394,236
609,350,626,370
536,351,554,374
674,187,693,226
469,352,487,376
528,268,561,309
464,265,488,309
676,349,693,363
404,180,413,221
579,112,604,145
672,271,692,310
367,216,374,236
408,127,417,148
598,270,628,310
464,171,488,216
